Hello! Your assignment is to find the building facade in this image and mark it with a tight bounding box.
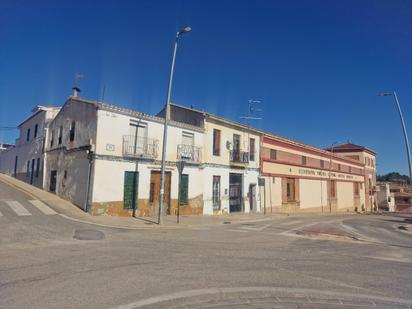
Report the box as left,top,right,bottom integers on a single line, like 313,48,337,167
43,95,205,217
325,143,377,212
260,134,367,213
0,92,377,217
0,105,60,188
159,104,262,215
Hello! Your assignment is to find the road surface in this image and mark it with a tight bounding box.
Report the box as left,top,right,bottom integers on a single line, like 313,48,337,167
1,179,411,308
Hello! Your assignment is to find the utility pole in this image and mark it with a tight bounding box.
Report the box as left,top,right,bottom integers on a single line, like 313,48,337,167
158,26,191,225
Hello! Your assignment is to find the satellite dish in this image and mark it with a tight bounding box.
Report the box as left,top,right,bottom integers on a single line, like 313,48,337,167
226,141,232,150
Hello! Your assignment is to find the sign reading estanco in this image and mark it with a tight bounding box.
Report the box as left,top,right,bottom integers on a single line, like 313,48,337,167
262,162,364,182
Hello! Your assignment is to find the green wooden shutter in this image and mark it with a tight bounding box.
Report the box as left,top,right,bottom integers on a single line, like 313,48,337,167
180,174,189,205
124,171,138,209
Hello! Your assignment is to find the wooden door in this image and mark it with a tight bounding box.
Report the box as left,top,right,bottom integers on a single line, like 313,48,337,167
150,171,171,215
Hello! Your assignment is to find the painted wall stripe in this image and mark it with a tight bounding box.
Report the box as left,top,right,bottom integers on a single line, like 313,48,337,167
29,200,57,215
6,201,32,216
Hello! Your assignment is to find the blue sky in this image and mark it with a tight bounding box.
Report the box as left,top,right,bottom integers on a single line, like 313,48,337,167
0,0,411,175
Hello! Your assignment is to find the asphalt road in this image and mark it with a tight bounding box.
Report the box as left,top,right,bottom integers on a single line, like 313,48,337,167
1,179,412,309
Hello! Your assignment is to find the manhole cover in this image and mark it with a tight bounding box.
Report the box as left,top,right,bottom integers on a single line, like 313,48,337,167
73,229,105,240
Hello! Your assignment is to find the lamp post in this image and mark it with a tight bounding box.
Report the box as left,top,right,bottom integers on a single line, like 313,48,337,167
158,26,191,224
379,92,412,203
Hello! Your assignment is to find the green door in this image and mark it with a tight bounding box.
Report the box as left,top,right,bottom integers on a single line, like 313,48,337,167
124,171,139,210
179,174,189,205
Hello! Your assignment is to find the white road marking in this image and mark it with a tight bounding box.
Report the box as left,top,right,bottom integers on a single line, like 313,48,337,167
239,223,271,232
225,229,249,233
0,210,3,217
29,200,57,215
6,201,32,216
282,220,303,226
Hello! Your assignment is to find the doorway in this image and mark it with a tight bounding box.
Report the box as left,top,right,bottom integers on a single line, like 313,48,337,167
123,171,139,212
49,170,57,193
249,184,257,212
149,171,171,215
229,173,243,212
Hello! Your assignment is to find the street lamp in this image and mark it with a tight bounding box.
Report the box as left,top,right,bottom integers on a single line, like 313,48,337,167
379,92,412,203
158,26,192,224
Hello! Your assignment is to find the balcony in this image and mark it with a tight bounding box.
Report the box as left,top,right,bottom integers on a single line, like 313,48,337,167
177,144,202,163
229,150,250,164
122,135,159,159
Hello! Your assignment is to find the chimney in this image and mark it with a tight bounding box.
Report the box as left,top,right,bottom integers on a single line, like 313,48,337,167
72,87,81,98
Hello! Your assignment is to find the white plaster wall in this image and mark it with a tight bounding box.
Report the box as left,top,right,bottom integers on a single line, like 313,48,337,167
263,176,282,210
92,159,203,203
299,179,328,209
243,170,260,213
337,181,354,209
0,110,52,188
45,150,89,209
95,110,204,162
204,120,260,169
46,100,98,152
92,159,138,203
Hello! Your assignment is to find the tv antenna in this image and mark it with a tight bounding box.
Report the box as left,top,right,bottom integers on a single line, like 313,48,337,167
240,98,263,171
74,73,84,87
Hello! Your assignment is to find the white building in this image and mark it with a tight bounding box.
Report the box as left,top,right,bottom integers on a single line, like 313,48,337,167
43,93,204,217
376,182,396,212
161,103,262,215
0,105,60,188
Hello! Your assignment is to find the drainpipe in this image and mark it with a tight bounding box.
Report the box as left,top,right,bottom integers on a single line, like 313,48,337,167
85,145,94,213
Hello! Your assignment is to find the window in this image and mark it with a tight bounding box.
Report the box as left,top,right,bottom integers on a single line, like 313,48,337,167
330,180,336,198
213,129,221,156
50,130,54,147
354,182,360,196
35,158,40,178
286,178,296,202
349,166,352,173
371,159,374,167
270,149,277,160
233,134,240,152
26,128,30,142
320,160,324,169
212,176,221,210
302,156,307,165
58,126,63,145
34,124,38,138
249,138,255,161
179,174,189,205
182,131,194,146
272,177,275,184
360,183,363,190
338,164,341,171
69,121,75,142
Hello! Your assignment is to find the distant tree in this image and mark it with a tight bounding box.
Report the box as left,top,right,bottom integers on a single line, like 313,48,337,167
377,172,410,183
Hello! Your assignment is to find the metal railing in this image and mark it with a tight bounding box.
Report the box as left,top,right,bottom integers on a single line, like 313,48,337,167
229,150,250,163
177,144,202,163
122,135,159,159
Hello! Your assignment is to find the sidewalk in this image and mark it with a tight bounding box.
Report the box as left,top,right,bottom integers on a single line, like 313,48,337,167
0,173,274,229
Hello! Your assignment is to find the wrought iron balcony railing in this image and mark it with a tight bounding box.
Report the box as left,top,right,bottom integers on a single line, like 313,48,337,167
177,144,202,163
122,135,159,159
229,150,250,164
